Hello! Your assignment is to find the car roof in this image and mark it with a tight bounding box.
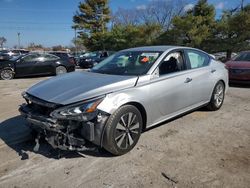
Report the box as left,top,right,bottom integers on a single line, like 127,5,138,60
121,46,177,52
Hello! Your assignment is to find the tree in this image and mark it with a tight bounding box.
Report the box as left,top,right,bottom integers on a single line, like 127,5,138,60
212,4,250,59
73,0,110,50
112,8,139,26
112,0,186,30
103,23,162,51
0,37,7,48
137,0,186,30
155,0,216,49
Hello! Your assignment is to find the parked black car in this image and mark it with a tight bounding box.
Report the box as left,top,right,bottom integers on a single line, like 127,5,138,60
78,51,114,68
49,51,77,66
0,53,75,80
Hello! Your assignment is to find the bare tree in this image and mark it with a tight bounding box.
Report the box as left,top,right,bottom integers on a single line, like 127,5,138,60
138,0,187,30
112,8,140,26
0,37,7,48
112,0,187,30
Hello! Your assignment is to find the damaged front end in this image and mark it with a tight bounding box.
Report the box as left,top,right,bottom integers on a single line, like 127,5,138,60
19,93,109,151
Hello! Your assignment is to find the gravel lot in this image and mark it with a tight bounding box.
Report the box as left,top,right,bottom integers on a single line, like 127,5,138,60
0,75,249,188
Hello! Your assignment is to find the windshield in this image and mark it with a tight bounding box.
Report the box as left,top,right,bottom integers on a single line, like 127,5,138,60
91,51,162,76
233,52,250,62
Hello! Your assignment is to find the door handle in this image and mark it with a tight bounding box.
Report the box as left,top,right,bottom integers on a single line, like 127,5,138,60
211,69,216,73
184,77,192,83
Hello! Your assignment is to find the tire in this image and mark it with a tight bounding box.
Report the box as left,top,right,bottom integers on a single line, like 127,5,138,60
206,81,225,111
103,105,143,155
0,68,14,80
55,66,67,75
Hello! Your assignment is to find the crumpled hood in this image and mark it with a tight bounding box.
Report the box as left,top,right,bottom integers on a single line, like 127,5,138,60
26,71,138,105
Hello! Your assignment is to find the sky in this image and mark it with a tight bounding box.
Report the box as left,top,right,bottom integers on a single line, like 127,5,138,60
0,0,249,48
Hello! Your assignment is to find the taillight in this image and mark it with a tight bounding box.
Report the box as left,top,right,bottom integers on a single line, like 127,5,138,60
69,58,75,65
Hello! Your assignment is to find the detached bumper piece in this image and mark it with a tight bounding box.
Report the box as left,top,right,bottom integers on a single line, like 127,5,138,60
19,98,109,151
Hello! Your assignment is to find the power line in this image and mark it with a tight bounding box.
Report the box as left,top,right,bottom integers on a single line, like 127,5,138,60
0,26,73,31
0,8,74,12
0,21,72,25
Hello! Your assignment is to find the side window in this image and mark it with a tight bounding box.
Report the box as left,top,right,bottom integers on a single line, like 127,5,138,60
186,50,209,69
159,51,185,76
22,54,39,62
43,54,59,61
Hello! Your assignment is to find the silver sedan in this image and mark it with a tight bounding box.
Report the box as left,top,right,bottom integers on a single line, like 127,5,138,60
19,46,228,155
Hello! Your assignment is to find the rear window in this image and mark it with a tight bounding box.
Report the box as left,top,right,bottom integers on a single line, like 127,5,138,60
186,50,210,69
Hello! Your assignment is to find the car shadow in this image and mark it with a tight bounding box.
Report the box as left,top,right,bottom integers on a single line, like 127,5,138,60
14,75,52,80
0,115,113,160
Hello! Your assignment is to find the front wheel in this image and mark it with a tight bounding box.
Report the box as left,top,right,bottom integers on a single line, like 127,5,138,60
55,66,67,75
0,69,14,80
103,105,143,155
206,81,225,111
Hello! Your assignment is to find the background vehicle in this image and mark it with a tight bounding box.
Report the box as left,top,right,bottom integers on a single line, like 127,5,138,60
0,53,75,80
226,51,250,83
19,46,228,155
0,49,29,60
213,52,237,62
78,51,114,68
49,51,77,66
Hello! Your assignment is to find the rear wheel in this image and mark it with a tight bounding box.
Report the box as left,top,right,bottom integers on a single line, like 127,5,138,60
103,105,143,155
0,69,14,80
206,81,225,111
55,66,67,75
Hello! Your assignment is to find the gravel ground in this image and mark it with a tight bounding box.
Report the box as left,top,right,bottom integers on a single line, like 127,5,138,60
0,76,249,188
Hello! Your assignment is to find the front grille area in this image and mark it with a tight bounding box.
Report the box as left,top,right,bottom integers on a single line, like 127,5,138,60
23,93,61,117
29,103,55,117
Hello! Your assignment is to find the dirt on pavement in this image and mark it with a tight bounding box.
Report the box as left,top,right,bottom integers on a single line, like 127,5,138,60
0,77,249,188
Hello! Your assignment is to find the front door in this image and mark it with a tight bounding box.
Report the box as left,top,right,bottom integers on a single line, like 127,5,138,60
149,50,194,125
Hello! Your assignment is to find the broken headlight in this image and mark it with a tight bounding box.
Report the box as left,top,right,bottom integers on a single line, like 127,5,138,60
50,97,104,121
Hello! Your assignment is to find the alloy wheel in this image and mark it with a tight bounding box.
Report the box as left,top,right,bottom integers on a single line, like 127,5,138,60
115,112,140,150
56,66,67,75
0,69,13,80
214,83,224,107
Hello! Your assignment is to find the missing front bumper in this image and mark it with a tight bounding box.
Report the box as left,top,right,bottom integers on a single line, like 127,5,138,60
19,104,109,151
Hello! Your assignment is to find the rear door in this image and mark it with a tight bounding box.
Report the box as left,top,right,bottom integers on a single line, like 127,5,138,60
38,54,60,74
183,49,214,105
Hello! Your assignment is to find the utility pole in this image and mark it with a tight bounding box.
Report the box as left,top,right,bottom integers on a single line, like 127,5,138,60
74,27,77,53
17,32,20,49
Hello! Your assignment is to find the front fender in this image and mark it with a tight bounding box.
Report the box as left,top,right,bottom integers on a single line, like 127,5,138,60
97,93,134,114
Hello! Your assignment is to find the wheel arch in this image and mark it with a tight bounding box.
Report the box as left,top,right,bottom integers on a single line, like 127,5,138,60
122,102,147,131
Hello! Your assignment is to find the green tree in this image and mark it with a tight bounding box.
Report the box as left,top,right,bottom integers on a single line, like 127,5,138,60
104,23,162,51
0,37,7,48
212,5,250,59
73,0,110,50
156,0,216,49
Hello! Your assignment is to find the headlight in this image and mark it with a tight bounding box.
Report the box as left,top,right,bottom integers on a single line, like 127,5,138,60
50,98,104,121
